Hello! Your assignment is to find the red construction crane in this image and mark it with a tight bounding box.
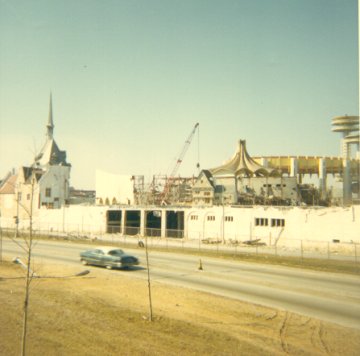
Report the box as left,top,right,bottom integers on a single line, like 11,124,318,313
161,122,199,204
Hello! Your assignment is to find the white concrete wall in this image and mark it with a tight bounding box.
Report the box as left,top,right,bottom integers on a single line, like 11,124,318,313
1,203,359,245
96,170,134,205
184,205,360,244
35,205,108,234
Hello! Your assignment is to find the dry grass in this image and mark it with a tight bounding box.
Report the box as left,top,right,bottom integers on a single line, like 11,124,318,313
1,260,360,356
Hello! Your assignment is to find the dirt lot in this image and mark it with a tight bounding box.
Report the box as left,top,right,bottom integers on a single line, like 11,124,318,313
1,260,359,356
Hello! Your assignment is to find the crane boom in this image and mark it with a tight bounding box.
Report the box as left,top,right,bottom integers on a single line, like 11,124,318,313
169,122,199,178
161,123,199,204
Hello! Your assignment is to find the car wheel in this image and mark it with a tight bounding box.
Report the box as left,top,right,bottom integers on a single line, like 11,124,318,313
81,260,88,266
106,265,112,270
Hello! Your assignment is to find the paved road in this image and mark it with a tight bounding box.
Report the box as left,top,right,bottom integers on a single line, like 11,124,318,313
1,238,360,329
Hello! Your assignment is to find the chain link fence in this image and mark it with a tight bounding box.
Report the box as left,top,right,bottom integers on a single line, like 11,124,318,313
1,223,358,263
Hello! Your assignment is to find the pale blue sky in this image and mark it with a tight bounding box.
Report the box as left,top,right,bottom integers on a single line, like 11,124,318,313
0,0,358,189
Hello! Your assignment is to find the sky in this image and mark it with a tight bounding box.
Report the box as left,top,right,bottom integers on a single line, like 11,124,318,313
0,0,358,189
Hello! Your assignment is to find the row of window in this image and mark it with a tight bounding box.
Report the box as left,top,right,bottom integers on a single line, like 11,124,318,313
255,218,269,226
17,188,52,201
255,218,285,227
17,192,31,201
193,215,285,227
193,190,213,195
195,215,233,221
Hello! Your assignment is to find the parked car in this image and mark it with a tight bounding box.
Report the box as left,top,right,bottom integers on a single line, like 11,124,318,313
80,247,140,269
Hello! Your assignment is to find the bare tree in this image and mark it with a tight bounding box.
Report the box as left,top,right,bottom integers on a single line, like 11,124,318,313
3,171,39,355
20,176,35,356
145,235,153,321
8,172,88,355
0,211,2,262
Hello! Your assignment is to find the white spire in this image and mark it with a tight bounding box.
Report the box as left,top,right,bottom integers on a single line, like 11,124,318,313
47,92,54,139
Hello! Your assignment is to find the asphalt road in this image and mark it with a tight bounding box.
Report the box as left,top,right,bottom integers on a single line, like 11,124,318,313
1,238,360,330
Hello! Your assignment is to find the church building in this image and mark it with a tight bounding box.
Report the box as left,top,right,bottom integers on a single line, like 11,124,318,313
0,95,71,223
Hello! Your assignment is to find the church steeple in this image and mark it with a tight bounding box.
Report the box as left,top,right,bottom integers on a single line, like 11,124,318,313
47,93,54,140
33,94,70,168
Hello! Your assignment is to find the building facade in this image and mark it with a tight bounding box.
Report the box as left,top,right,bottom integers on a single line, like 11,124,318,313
0,95,71,222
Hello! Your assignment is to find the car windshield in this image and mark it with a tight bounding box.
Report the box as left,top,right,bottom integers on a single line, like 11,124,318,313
108,249,125,256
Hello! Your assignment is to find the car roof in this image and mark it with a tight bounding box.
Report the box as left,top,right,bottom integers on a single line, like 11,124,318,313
95,246,123,253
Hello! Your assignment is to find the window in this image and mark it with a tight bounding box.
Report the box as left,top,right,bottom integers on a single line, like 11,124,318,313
255,218,268,226
204,192,211,196
45,188,51,197
271,219,285,227
191,215,198,221
17,192,22,201
207,216,215,221
108,249,124,256
42,202,54,209
27,194,30,200
225,216,233,222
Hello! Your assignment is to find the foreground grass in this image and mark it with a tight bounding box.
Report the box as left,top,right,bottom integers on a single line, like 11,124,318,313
0,262,247,356
1,261,360,356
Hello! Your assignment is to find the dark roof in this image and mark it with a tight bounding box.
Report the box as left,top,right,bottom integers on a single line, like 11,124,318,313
34,139,70,167
22,167,44,183
198,170,215,188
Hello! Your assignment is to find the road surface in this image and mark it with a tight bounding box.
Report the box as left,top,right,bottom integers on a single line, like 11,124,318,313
1,238,359,329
